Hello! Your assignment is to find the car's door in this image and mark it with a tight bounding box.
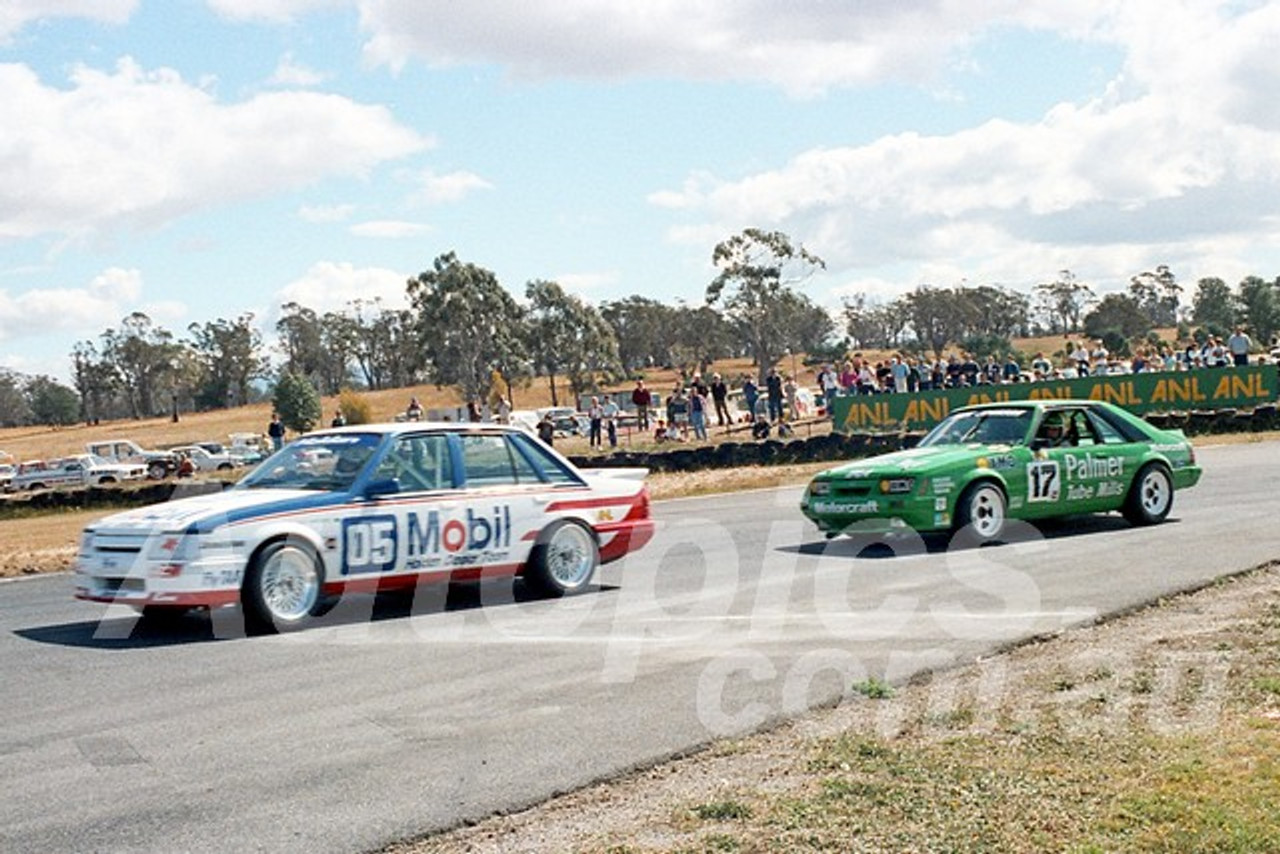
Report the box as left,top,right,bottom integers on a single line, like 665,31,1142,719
1023,407,1130,517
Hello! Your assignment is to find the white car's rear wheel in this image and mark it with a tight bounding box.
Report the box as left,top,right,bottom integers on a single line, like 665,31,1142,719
525,521,598,597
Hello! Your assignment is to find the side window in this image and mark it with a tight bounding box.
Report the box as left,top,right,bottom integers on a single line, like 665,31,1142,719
1067,410,1097,446
460,434,520,487
375,434,453,492
511,433,581,485
1085,411,1128,445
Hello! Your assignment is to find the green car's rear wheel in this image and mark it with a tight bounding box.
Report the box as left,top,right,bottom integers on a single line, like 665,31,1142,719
1123,463,1173,526
954,481,1007,544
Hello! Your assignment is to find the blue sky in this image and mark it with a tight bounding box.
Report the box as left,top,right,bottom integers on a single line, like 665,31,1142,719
3,1,1280,383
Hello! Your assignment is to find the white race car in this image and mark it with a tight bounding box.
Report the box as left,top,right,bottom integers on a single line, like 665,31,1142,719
75,423,654,631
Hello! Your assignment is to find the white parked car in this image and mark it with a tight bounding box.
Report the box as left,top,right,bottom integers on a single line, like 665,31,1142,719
8,454,147,491
170,444,241,472
75,423,655,630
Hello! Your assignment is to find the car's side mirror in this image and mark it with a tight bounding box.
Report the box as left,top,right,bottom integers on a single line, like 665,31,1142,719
362,478,400,499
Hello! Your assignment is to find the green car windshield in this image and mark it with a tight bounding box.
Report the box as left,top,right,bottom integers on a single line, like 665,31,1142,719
918,409,1033,447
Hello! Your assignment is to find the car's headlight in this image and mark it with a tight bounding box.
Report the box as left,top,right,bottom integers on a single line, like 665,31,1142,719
147,532,200,562
809,481,831,496
879,477,915,494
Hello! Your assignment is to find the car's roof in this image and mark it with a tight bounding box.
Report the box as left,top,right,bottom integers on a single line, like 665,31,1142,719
313,421,532,437
956,399,1106,413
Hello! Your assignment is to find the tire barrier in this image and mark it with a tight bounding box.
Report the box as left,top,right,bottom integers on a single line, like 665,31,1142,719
0,479,225,518
571,404,1280,473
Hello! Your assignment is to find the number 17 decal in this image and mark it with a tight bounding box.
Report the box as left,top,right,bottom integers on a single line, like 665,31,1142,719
1027,460,1060,502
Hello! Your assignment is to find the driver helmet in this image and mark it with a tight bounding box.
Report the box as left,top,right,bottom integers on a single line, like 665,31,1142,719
1042,412,1066,442
334,449,369,476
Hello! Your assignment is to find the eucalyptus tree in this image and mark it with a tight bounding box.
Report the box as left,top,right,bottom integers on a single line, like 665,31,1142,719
707,228,825,381
1034,270,1094,334
407,252,527,403
525,279,620,407
187,313,267,408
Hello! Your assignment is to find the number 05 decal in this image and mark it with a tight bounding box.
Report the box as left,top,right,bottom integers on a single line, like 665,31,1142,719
1027,460,1060,502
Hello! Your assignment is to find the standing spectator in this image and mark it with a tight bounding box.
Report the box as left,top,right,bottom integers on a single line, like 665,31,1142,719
765,368,784,422
689,385,708,440
1069,341,1091,375
496,397,511,424
536,413,555,446
467,399,482,422
587,396,604,449
890,356,909,393
960,353,981,386
1227,326,1252,366
690,372,709,398
840,360,858,393
330,410,346,428
741,374,759,422
602,394,620,448
406,396,423,420
710,373,731,427
631,379,652,430
1090,340,1110,373
906,358,921,392
1003,354,1021,382
857,362,877,394
268,413,285,451
817,364,840,415
782,374,798,421
1030,351,1052,378
667,386,690,438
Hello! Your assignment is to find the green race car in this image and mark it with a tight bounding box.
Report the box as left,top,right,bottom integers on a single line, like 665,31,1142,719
801,399,1202,543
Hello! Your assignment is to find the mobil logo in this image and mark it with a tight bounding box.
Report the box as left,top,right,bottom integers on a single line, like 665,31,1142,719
408,505,513,555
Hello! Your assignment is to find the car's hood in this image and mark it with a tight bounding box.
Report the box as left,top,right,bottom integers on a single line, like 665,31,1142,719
88,488,345,534
818,443,1017,478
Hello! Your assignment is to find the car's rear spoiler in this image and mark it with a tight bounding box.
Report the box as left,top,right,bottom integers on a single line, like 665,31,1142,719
579,467,650,482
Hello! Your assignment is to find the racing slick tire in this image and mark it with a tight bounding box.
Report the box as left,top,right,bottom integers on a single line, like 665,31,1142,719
243,538,328,632
953,480,1007,546
524,520,599,598
1122,462,1173,526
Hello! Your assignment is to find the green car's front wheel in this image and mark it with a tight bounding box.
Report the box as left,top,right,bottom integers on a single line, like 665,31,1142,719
955,481,1007,544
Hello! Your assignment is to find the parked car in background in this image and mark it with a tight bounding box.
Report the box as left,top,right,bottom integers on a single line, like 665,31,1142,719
170,444,241,472
85,439,179,479
8,454,147,491
227,432,267,465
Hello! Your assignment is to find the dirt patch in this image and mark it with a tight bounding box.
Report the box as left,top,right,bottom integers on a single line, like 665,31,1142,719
0,510,99,578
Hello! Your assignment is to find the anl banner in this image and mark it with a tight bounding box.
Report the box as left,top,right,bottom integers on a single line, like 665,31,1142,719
832,364,1280,432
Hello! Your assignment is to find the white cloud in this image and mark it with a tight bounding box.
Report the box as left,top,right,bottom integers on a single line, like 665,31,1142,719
354,1,1117,96
0,0,136,44
298,203,356,223
0,266,179,344
275,261,410,314
554,271,618,295
205,0,347,24
413,169,493,204
0,57,431,242
349,220,431,238
651,2,1280,292
267,52,329,87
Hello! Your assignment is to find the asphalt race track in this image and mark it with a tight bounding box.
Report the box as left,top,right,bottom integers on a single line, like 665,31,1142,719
1,441,1276,853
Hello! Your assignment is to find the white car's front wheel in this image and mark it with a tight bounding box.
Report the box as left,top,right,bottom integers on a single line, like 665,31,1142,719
525,521,598,597
243,539,325,632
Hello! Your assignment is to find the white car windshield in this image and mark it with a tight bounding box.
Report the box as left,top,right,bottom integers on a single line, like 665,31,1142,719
238,433,382,491
918,409,1032,447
